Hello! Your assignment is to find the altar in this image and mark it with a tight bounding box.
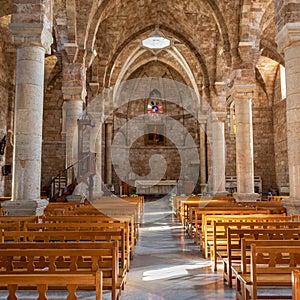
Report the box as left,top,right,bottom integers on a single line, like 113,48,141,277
135,180,177,195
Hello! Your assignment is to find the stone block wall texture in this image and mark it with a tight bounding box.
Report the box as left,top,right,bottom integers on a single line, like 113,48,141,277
112,98,201,193
252,86,276,195
273,71,289,192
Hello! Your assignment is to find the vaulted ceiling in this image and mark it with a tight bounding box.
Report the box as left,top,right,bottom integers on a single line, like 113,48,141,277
1,0,282,103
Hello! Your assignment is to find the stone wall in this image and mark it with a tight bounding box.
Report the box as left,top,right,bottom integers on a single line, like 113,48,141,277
252,86,276,195
111,98,201,194
273,69,288,193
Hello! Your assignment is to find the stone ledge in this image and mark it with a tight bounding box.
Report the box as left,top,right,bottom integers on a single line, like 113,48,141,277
1,199,49,216
281,198,300,215
233,192,260,202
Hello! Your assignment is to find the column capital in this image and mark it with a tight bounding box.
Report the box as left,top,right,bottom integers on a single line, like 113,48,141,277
197,112,208,124
9,23,53,54
276,22,300,53
211,112,227,123
62,86,86,102
105,116,113,125
62,62,87,101
232,84,255,101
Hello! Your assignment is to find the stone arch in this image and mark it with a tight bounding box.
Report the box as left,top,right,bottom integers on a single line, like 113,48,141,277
103,25,210,94
84,0,233,73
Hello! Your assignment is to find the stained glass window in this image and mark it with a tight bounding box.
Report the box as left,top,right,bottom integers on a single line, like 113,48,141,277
147,100,163,118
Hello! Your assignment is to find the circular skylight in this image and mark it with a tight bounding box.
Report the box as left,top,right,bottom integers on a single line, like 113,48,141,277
142,35,171,49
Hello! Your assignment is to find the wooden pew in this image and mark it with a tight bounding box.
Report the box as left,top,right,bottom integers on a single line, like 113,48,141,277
49,205,139,248
0,242,121,300
173,196,235,226
26,221,132,267
2,229,128,275
188,201,287,241
293,269,300,300
223,227,300,288
0,216,39,230
44,202,84,216
209,215,299,268
40,215,135,259
0,242,123,299
0,272,102,300
195,210,274,249
236,243,300,300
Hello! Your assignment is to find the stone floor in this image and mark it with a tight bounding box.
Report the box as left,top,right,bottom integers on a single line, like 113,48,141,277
0,196,292,299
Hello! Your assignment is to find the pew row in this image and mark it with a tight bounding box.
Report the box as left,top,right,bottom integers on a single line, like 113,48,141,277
0,242,122,299
235,242,300,300
2,229,128,275
209,218,300,269
197,212,290,252
225,228,300,288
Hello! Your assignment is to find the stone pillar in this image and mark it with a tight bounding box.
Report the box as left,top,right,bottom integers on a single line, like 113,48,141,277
233,87,259,201
2,2,53,215
211,112,228,196
276,23,300,213
105,118,113,187
62,62,86,185
198,116,207,194
90,113,104,198
64,98,83,183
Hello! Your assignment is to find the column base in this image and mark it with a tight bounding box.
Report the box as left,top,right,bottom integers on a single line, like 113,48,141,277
213,191,229,197
233,192,260,202
2,199,49,216
280,198,300,215
200,184,208,194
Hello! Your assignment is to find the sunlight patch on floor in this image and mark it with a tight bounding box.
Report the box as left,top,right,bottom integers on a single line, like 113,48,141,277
142,262,212,281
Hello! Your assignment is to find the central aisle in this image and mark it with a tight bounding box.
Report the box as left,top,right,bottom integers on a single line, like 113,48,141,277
115,196,235,300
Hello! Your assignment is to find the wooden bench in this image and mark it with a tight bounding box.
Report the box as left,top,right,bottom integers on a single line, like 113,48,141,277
196,210,276,251
44,202,85,216
224,227,300,288
69,202,140,243
2,229,128,275
235,242,300,300
193,209,279,246
42,214,136,254
189,202,287,242
173,196,235,226
26,221,133,265
0,242,123,299
0,242,122,299
41,213,137,255
0,272,102,300
293,269,300,300
210,217,300,269
0,216,39,231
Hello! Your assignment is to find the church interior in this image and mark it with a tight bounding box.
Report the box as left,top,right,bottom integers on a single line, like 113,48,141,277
0,0,300,299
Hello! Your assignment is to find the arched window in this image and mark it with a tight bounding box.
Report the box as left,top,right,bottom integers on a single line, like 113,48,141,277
229,102,236,135
280,65,286,100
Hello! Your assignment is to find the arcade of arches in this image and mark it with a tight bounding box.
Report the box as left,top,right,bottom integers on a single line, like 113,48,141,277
0,0,300,215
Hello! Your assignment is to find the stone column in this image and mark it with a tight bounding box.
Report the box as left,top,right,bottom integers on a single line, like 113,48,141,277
64,98,83,183
105,118,113,187
2,4,53,215
211,112,228,196
233,87,259,201
198,116,207,194
90,112,104,198
276,23,300,213
62,62,86,185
